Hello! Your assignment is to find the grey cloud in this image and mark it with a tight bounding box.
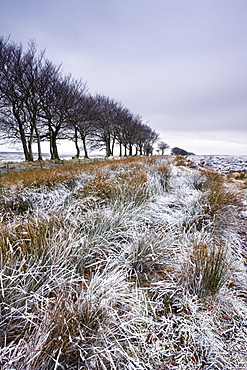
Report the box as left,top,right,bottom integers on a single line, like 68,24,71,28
1,0,247,153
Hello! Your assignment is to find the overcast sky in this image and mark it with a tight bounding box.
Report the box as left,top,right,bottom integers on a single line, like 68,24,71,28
1,0,247,155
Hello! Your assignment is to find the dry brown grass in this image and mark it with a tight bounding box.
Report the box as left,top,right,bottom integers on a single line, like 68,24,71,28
181,169,244,234
82,163,149,205
0,156,148,190
82,173,118,200
0,160,101,189
172,156,196,168
0,216,62,267
182,241,230,298
155,162,172,191
201,170,243,223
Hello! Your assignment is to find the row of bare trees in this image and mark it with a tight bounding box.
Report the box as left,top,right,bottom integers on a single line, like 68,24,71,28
0,37,159,161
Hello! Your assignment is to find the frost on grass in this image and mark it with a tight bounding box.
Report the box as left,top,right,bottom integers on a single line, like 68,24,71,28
0,156,247,369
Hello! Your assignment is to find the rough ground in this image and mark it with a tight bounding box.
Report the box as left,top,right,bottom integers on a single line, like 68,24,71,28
238,206,247,260
0,156,103,174
189,155,247,262
1,154,246,256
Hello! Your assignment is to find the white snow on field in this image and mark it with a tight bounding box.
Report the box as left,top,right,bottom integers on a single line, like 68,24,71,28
189,155,247,173
0,151,73,163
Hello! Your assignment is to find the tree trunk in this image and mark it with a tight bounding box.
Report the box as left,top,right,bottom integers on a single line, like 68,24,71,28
74,127,80,158
49,140,54,159
34,122,43,160
17,116,33,161
111,136,116,156
49,124,54,159
13,104,32,161
105,137,111,157
27,126,34,162
119,142,122,157
82,136,89,158
51,135,60,160
49,126,60,160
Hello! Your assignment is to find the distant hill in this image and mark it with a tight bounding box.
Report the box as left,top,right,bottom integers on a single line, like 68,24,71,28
171,147,195,155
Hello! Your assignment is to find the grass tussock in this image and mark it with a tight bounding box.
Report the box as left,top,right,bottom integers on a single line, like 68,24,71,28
1,156,247,369
82,163,150,206
182,240,230,298
155,162,172,192
172,155,195,168
180,169,244,235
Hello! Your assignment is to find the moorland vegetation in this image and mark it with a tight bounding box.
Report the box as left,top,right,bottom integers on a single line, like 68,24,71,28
0,155,247,369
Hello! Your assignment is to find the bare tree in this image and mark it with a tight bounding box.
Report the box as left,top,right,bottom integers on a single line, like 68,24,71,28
0,38,50,161
133,121,150,156
143,128,159,156
158,141,169,155
68,93,95,158
116,114,159,157
1,36,162,162
39,64,87,160
121,116,141,156
91,95,122,157
115,107,135,156
0,38,35,160
21,42,47,160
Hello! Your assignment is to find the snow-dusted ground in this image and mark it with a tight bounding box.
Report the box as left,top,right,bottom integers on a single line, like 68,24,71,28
189,154,247,173
0,155,247,369
0,151,73,163
1,152,246,171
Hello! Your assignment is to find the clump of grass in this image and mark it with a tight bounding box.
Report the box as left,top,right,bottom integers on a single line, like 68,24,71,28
0,183,38,220
81,163,150,206
0,215,77,349
82,172,118,200
0,215,67,265
117,164,150,205
124,229,173,285
190,171,207,191
199,170,243,233
181,169,244,234
2,266,151,370
173,156,195,168
25,269,125,369
147,279,233,369
229,170,246,181
0,217,47,265
182,241,230,298
156,162,172,191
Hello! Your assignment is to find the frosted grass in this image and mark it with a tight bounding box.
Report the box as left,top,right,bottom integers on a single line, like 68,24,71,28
0,156,246,369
